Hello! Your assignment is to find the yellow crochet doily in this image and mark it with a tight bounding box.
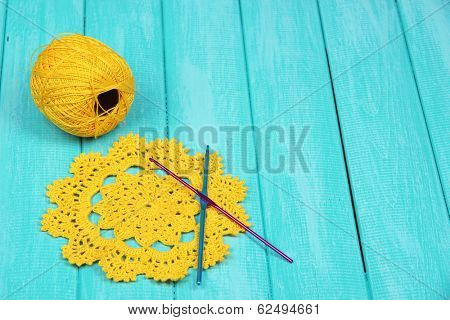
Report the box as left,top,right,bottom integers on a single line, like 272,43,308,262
41,134,249,282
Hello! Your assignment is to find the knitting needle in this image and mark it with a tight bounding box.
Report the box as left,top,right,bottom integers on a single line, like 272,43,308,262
197,145,210,285
149,158,294,264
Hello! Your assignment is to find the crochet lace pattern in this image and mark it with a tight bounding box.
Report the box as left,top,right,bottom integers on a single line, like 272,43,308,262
41,134,249,282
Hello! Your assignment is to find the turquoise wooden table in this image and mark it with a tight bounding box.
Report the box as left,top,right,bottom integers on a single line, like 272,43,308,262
0,0,448,300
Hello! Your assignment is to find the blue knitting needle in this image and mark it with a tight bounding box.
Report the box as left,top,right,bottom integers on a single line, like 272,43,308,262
197,145,210,285
197,146,209,285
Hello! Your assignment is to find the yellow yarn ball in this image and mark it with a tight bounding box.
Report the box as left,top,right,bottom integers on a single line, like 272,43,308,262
30,34,135,137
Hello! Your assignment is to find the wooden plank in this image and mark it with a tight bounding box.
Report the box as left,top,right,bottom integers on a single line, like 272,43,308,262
0,1,6,74
79,0,172,299
162,0,271,299
318,0,450,299
240,0,369,299
0,0,82,299
397,0,450,212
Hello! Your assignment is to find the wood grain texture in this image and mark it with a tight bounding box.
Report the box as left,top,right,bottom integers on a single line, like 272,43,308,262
239,0,369,299
162,0,271,299
79,0,172,299
0,1,6,75
0,0,82,299
396,0,450,212
318,0,450,299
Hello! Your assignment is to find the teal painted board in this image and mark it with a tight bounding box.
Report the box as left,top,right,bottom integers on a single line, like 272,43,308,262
0,0,83,299
79,0,172,299
240,0,369,299
162,0,271,299
318,0,450,299
397,0,450,212
0,1,6,75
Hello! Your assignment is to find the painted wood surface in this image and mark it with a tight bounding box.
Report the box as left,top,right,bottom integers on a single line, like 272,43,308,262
0,2,6,75
0,0,448,300
0,0,82,299
396,0,450,212
163,0,271,299
318,0,449,299
239,0,368,299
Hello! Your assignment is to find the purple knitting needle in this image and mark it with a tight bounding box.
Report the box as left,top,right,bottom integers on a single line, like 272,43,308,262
149,158,293,264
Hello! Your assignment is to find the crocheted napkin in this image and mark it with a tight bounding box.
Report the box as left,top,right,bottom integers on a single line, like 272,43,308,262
41,134,249,282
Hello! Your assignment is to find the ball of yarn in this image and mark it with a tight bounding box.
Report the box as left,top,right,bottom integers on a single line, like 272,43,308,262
30,34,135,137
